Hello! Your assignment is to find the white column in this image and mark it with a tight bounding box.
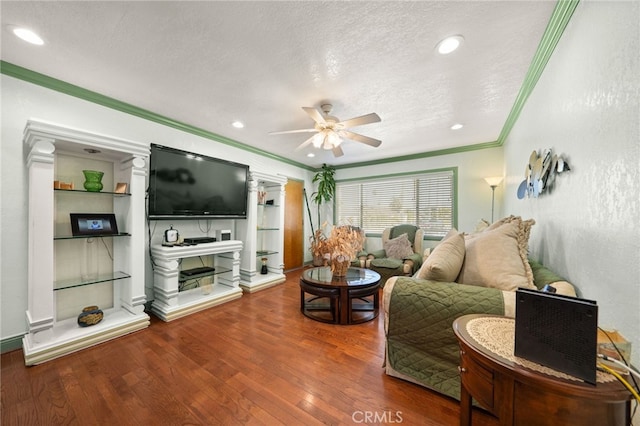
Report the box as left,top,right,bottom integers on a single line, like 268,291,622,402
25,139,56,345
116,155,148,315
240,177,259,281
152,259,181,309
271,182,286,275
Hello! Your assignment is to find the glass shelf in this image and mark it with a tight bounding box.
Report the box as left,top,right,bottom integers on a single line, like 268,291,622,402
256,250,278,256
257,203,279,208
257,227,279,231
54,188,131,196
54,270,130,291
54,233,131,240
178,266,231,283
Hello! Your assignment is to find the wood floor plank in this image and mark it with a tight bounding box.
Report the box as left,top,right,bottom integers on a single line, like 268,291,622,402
2,267,499,425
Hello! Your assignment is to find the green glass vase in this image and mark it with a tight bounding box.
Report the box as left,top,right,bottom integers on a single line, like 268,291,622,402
82,170,104,192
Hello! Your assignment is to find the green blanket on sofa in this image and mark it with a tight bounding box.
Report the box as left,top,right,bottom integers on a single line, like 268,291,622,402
386,277,505,400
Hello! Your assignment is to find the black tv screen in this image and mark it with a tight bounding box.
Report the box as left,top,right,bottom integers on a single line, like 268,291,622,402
148,144,249,220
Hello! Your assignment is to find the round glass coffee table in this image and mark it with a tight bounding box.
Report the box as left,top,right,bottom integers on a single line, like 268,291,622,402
300,267,381,325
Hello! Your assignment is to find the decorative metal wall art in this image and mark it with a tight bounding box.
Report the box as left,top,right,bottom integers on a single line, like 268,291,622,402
517,149,570,199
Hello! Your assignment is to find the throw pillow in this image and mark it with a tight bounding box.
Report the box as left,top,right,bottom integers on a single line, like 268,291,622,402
383,233,414,260
486,215,536,285
457,219,536,291
416,231,465,282
473,219,491,233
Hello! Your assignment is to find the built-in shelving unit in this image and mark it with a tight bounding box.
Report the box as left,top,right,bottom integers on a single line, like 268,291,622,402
22,119,150,366
150,241,243,321
238,171,287,293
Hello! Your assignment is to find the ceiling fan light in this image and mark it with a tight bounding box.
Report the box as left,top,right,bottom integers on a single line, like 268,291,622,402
312,133,323,148
326,131,341,148
436,35,464,55
322,134,333,150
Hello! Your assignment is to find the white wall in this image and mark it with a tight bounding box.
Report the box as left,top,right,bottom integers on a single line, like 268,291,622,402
503,1,639,365
0,75,313,341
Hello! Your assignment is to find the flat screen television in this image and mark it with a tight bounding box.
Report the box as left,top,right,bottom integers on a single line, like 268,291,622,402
148,144,249,220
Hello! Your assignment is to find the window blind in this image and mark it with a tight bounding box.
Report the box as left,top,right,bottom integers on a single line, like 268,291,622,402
336,170,455,238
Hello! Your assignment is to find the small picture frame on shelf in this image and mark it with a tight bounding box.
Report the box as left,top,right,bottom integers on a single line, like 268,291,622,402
114,182,128,193
70,213,119,236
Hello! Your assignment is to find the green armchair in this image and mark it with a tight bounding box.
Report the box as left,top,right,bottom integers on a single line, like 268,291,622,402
365,224,425,285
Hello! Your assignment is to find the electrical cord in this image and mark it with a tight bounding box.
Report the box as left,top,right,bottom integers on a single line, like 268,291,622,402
598,327,639,390
598,327,639,421
598,354,640,381
145,190,159,270
198,219,212,234
598,363,640,403
99,237,113,261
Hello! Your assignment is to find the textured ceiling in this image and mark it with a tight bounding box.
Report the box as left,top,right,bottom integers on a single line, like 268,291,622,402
1,1,556,168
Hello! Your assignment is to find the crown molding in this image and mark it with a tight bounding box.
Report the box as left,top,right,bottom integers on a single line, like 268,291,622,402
496,0,580,145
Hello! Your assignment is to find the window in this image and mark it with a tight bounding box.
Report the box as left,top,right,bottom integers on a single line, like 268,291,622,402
335,168,456,239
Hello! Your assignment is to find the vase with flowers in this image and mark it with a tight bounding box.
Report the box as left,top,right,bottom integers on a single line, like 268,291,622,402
324,225,365,276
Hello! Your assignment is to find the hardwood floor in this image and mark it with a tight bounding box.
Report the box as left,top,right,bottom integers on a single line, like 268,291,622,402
1,268,499,425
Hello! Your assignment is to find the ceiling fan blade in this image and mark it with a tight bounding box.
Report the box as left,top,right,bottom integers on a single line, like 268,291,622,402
339,130,382,147
294,135,316,152
332,145,344,157
269,129,317,135
302,107,326,124
338,112,381,128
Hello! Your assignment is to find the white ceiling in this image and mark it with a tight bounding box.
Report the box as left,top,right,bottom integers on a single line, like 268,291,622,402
1,1,556,168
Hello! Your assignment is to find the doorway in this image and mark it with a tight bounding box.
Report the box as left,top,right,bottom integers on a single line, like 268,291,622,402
283,179,305,271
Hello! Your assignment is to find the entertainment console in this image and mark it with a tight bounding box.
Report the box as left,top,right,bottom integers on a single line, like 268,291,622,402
150,240,243,321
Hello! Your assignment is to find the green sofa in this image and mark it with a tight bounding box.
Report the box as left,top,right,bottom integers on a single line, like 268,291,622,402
382,259,576,400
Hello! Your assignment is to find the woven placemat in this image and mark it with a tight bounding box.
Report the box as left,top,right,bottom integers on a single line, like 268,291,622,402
466,317,614,383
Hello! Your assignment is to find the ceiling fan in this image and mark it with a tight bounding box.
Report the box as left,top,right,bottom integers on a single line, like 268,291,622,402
269,104,381,157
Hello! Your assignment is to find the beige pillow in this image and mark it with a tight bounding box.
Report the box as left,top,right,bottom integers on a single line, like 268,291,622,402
486,215,536,284
473,219,490,233
457,219,536,291
383,233,414,260
416,232,465,282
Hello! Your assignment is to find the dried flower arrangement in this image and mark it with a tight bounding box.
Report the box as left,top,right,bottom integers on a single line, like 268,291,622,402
310,223,365,276
310,228,330,266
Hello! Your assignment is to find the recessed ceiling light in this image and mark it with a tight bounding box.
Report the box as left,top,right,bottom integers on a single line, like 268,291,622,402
12,27,44,45
450,123,464,130
436,35,464,55
307,153,315,158
231,120,244,129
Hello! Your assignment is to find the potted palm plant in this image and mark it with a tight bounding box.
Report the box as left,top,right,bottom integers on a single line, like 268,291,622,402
311,163,336,227
309,164,336,266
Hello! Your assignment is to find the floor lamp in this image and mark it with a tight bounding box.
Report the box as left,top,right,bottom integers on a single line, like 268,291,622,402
484,177,503,223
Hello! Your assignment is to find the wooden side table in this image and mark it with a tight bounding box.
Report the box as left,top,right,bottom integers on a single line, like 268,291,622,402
453,315,631,426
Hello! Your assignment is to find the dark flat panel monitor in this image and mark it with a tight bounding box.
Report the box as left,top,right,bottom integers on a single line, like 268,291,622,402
148,144,249,220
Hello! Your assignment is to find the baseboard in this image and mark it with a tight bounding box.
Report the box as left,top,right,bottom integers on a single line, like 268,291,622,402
1,334,24,354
